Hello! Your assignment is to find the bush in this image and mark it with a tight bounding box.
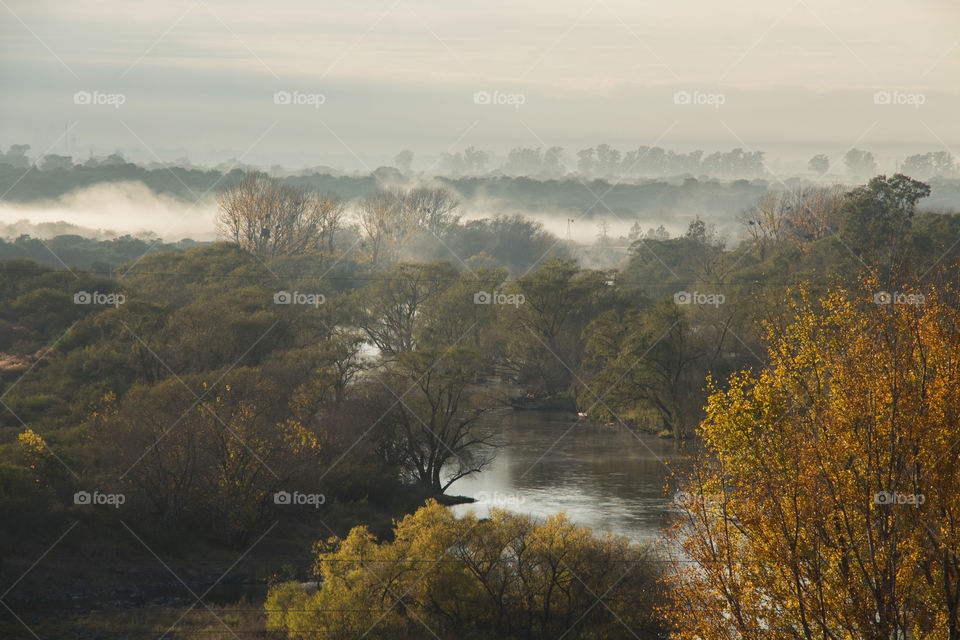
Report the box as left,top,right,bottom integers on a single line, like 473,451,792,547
266,500,669,639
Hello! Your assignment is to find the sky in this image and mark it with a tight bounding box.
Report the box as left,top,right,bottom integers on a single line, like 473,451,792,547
1,0,959,172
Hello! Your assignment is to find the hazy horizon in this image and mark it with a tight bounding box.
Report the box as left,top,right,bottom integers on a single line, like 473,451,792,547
2,0,959,173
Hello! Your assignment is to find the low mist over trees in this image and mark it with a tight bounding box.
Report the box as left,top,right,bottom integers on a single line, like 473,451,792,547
844,147,878,179
3,168,960,636
9,143,960,196
808,153,829,175
901,150,960,179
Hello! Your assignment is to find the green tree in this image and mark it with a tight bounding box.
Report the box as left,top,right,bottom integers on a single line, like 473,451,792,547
505,259,614,399
838,173,930,278
352,262,458,356
375,346,498,495
808,153,830,175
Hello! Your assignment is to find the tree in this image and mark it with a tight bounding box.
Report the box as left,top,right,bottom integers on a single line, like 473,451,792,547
596,219,610,243
1,144,30,168
902,151,959,179
541,146,565,176
403,186,461,236
503,147,544,176
583,298,736,438
786,184,846,243
216,171,343,258
506,260,615,398
740,191,792,259
667,283,960,639
444,214,567,275
88,369,324,543
38,154,73,171
357,188,422,269
808,154,830,175
376,346,498,494
352,262,458,356
741,186,847,255
266,501,669,639
576,148,595,176
595,143,623,176
465,146,489,174
393,149,414,175
838,173,931,276
844,148,877,179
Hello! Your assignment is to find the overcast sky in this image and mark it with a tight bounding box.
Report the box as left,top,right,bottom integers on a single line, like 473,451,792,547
2,0,958,172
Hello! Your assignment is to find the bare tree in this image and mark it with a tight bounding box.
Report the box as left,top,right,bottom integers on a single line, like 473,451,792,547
356,189,409,269
786,184,845,243
403,186,460,236
740,192,791,259
741,185,845,257
216,172,343,258
356,186,459,268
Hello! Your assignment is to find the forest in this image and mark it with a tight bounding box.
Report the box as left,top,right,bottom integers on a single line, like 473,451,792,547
1,166,960,637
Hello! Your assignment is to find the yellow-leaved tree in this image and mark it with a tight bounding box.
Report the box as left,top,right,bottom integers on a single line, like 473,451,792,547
667,281,960,638
266,500,669,639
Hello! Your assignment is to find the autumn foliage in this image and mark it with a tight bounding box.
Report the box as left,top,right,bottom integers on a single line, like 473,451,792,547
266,500,669,639
668,281,960,638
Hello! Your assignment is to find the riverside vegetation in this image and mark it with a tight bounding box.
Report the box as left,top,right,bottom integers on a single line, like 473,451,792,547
1,170,959,637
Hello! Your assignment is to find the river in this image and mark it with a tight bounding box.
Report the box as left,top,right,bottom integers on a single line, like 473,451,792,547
449,409,686,545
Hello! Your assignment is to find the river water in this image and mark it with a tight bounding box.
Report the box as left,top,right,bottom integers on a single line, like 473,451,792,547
449,409,685,545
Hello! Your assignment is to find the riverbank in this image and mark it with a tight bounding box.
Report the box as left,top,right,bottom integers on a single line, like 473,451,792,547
2,408,683,638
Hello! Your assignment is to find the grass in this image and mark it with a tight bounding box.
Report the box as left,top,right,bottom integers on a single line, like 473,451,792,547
2,598,279,639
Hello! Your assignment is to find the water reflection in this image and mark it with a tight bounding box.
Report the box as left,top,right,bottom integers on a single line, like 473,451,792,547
449,410,684,543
